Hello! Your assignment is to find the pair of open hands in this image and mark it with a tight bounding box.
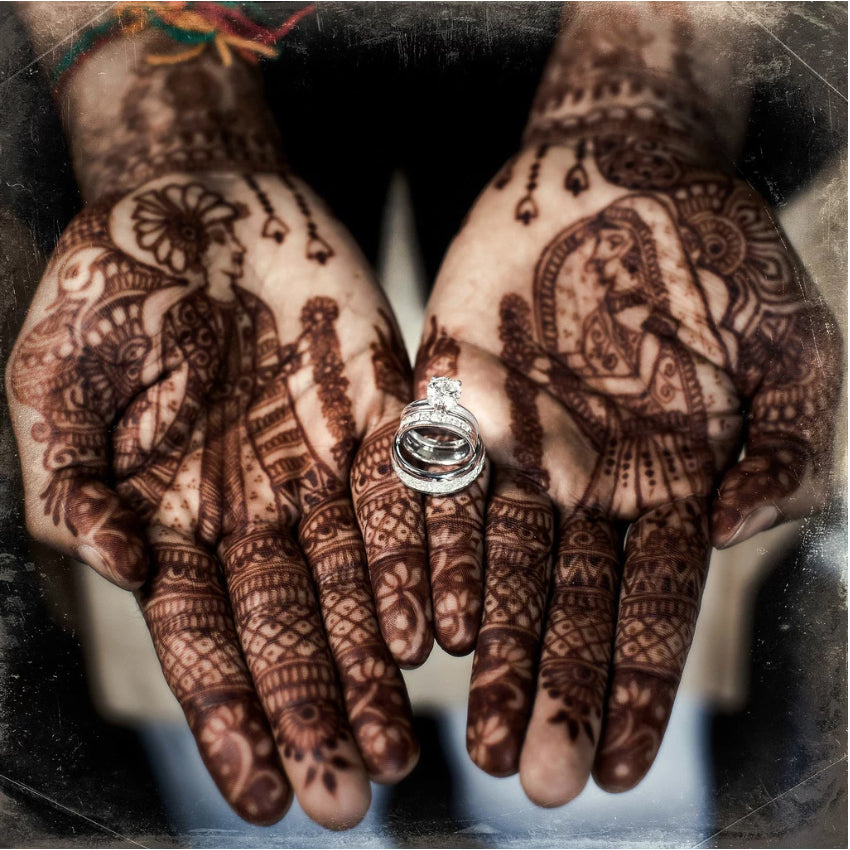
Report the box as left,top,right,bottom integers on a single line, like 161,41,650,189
6,137,840,827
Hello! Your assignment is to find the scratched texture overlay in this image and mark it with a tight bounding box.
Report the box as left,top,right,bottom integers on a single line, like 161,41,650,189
0,2,846,848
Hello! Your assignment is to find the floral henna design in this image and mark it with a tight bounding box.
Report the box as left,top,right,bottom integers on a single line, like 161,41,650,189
351,422,431,668
467,487,553,776
10,173,422,820
140,539,291,823
221,530,360,797
426,475,487,655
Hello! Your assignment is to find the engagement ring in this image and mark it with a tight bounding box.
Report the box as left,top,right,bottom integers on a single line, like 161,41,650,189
391,377,486,495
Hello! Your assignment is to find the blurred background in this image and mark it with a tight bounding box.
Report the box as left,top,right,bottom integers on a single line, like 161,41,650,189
0,3,846,847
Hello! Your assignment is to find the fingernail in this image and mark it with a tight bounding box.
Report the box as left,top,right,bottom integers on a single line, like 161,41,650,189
729,506,779,546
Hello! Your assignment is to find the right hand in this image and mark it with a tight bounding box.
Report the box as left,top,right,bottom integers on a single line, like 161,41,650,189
7,170,432,827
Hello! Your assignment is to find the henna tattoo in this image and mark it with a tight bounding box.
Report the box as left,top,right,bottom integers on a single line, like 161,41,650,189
280,171,334,265
70,47,286,201
467,489,553,776
486,137,838,790
140,539,290,822
221,530,356,796
498,294,549,491
523,6,715,153
515,144,549,226
11,174,421,818
414,316,460,391
351,422,431,667
426,476,487,655
595,498,709,789
541,514,619,748
299,491,418,775
370,308,412,405
244,174,289,244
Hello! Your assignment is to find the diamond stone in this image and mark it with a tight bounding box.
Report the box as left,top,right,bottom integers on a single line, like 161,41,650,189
427,376,461,410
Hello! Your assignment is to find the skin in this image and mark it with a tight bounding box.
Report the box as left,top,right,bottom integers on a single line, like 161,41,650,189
7,19,431,828
415,2,842,808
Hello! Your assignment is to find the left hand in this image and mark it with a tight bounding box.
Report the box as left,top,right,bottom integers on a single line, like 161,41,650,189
414,138,841,805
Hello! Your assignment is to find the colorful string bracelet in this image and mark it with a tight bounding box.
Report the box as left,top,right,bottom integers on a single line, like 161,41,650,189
53,1,316,94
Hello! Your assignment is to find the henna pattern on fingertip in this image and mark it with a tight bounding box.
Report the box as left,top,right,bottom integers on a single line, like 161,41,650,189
427,475,487,655
467,489,553,776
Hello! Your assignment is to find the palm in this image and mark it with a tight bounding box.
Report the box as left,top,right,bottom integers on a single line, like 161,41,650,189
9,171,430,826
416,140,840,801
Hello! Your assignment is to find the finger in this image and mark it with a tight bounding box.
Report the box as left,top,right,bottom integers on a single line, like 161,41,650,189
425,465,489,655
300,491,419,783
351,420,432,668
466,472,554,777
713,304,842,548
519,512,620,806
139,535,291,825
222,528,371,830
593,497,710,792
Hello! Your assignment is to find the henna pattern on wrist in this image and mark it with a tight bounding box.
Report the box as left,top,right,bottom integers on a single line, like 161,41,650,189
74,55,286,201
10,173,423,816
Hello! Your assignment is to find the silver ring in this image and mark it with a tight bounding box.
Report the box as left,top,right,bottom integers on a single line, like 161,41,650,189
391,377,486,495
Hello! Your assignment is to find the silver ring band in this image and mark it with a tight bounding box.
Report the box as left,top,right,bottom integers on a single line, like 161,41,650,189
391,377,486,495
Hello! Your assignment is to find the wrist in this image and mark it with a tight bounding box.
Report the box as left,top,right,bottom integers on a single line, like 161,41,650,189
17,3,309,204
524,2,751,158
67,30,285,203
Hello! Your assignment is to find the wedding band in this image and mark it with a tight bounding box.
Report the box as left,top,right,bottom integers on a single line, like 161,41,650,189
391,377,486,495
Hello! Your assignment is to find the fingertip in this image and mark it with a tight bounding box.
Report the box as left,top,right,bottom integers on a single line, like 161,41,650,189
231,785,293,826
711,504,780,549
435,619,478,657
390,624,434,669
591,756,649,795
434,591,481,655
75,541,148,590
520,751,589,808
302,775,372,831
368,740,420,785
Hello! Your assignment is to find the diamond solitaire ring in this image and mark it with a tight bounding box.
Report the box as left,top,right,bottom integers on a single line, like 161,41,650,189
391,376,486,495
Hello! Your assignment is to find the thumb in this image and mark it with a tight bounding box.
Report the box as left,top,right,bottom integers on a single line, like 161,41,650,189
713,307,842,549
